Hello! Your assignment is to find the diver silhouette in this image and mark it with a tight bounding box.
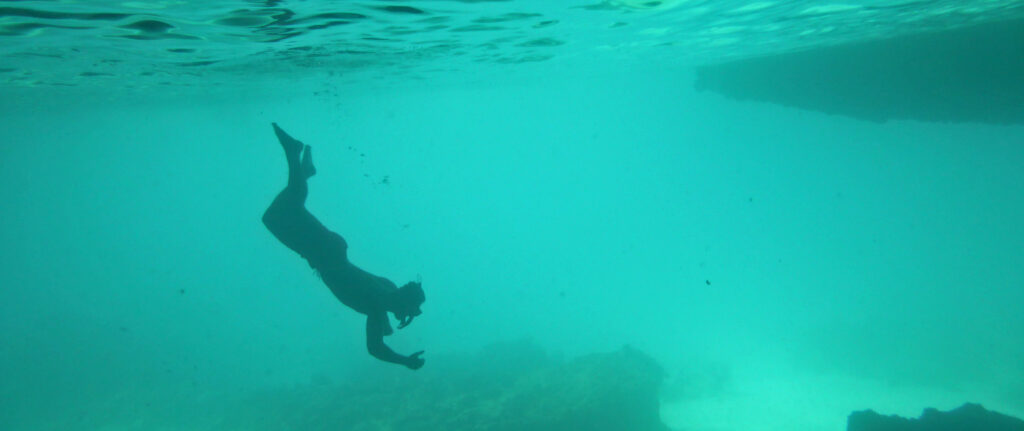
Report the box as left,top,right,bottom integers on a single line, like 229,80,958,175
262,123,426,370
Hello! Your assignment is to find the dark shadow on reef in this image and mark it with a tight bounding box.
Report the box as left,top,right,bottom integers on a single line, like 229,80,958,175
695,18,1024,125
849,403,1024,431
226,341,669,431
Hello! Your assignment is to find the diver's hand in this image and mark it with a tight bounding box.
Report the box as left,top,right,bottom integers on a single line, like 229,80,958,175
397,315,413,330
405,351,425,370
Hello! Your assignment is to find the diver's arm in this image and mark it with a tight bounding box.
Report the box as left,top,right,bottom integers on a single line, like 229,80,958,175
366,312,425,369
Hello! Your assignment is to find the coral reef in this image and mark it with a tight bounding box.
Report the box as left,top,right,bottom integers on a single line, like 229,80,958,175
228,342,668,431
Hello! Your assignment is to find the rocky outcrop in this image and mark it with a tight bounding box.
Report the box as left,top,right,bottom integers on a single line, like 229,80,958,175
849,403,1024,431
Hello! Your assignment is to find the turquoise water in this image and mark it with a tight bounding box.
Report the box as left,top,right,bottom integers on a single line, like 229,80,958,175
2,1,1024,430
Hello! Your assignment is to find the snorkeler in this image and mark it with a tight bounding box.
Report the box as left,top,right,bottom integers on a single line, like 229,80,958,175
262,123,426,370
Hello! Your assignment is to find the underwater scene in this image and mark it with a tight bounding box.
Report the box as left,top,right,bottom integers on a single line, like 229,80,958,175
2,1,1024,430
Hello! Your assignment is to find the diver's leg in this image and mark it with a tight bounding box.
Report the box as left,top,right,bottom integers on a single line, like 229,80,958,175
271,123,308,187
263,124,335,259
264,124,316,235
273,123,302,172
269,124,316,204
301,144,317,179
264,126,349,269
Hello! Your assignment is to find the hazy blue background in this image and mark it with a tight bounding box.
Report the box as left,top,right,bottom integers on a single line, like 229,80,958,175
3,2,1024,430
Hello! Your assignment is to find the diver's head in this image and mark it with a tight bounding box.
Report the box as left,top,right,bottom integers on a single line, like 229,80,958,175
392,280,424,329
